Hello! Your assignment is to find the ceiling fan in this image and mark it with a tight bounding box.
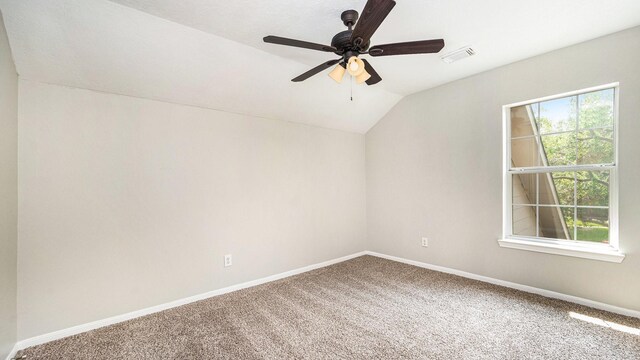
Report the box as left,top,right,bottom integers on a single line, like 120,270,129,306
263,0,444,86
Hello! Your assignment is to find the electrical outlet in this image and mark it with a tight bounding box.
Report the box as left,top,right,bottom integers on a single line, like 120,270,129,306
224,254,232,267
421,237,428,247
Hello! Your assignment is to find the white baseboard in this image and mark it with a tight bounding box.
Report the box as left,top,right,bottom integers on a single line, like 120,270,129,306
11,249,639,356
365,251,640,319
13,251,367,353
4,344,19,360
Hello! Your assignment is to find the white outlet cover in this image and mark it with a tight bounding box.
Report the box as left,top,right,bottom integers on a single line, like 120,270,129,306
224,254,232,267
421,238,428,247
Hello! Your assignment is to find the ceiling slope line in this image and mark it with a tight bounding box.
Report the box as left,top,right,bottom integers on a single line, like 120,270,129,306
18,77,380,135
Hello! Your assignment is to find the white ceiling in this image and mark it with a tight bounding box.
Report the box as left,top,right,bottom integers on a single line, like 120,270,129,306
1,0,640,133
0,0,401,133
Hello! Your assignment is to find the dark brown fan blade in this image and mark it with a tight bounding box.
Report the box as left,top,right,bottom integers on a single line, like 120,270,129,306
264,36,337,53
369,39,445,57
292,59,341,82
350,0,396,49
361,59,382,85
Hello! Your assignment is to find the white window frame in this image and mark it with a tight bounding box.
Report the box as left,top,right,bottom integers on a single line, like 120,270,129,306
499,83,624,263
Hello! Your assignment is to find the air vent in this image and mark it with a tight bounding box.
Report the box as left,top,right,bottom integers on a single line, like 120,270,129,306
441,47,476,63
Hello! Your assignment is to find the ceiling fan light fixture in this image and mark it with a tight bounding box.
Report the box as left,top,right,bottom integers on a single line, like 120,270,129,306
328,63,346,83
347,56,366,77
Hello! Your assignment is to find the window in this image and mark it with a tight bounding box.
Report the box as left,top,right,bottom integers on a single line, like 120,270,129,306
500,84,624,263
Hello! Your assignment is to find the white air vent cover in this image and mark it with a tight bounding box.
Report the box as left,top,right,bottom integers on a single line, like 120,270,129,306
441,47,476,63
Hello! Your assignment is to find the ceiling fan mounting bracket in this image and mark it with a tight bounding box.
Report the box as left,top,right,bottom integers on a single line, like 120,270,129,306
341,10,359,28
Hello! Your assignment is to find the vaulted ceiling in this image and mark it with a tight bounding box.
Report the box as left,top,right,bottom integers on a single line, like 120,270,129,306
1,0,640,133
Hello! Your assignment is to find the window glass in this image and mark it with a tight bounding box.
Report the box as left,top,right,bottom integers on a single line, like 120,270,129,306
540,132,577,166
576,208,609,244
577,129,613,165
576,171,610,207
507,87,616,245
538,96,576,134
539,172,573,206
578,89,614,130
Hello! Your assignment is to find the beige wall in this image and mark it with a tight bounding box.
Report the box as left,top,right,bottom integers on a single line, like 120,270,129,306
17,80,367,339
366,26,640,311
0,11,18,360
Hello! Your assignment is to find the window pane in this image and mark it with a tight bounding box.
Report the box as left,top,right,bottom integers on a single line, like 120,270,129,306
576,208,609,243
539,206,572,240
562,207,576,240
539,172,574,206
578,89,614,130
512,205,537,237
511,137,540,167
538,96,576,134
576,171,610,207
511,106,537,138
512,174,536,205
540,132,577,166
529,103,540,123
577,128,613,165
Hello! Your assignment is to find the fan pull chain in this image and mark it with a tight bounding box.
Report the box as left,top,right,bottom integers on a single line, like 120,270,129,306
350,75,353,101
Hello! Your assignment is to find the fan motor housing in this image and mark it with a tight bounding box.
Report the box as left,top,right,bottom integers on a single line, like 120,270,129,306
331,30,370,54
331,30,352,51
331,10,370,54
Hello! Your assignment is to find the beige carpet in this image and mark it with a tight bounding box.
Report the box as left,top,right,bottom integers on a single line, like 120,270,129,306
18,255,640,359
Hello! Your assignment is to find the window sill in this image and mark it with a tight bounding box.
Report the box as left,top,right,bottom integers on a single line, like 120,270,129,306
498,238,625,263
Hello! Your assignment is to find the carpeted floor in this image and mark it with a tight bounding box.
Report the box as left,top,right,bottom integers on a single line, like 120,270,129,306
18,255,640,359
